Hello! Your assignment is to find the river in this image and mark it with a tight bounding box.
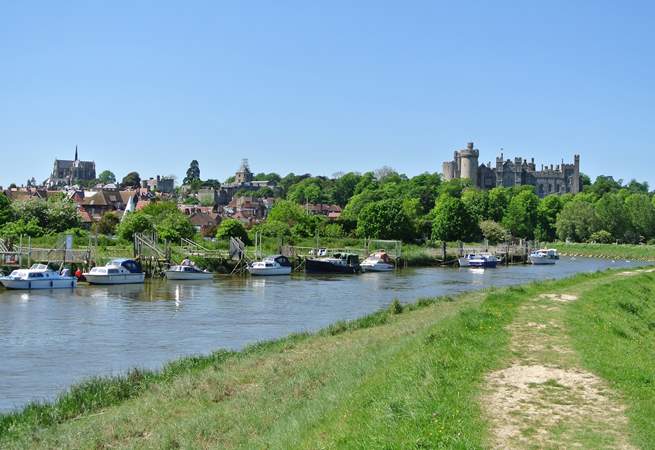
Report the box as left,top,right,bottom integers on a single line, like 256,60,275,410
0,257,643,412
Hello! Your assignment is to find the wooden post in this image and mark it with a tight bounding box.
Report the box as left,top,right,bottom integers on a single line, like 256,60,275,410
441,241,447,262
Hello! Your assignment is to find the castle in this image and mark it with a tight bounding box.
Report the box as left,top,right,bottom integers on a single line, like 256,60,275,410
46,146,96,187
442,142,581,197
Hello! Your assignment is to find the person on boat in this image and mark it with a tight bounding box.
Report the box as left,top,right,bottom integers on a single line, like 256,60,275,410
75,268,83,280
181,257,192,266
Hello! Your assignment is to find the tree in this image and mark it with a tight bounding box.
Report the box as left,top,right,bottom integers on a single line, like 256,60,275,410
0,193,13,226
216,219,250,244
626,193,655,240
589,175,622,196
556,199,598,242
121,172,141,189
332,172,361,207
594,193,629,241
535,195,562,242
589,230,614,244
267,200,307,226
116,213,154,241
479,220,509,245
503,190,539,239
404,172,441,214
0,218,44,238
97,170,116,184
431,196,476,242
47,198,81,231
486,187,510,222
356,199,413,241
93,212,120,235
157,213,195,241
184,160,201,185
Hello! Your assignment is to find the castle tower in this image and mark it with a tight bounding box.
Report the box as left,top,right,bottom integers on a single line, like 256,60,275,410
572,154,581,194
235,158,253,184
459,142,479,186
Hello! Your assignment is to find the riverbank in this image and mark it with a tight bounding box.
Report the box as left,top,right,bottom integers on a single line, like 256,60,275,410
552,242,655,261
2,267,653,448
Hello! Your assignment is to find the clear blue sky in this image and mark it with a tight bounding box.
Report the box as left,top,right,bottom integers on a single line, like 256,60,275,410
1,1,654,187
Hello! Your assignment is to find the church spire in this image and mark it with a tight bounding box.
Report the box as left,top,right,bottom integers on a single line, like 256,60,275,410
74,145,78,161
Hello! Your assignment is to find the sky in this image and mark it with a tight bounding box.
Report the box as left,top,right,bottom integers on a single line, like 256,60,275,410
1,1,654,188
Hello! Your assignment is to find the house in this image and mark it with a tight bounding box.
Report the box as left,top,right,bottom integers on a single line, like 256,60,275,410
189,212,219,235
305,203,342,219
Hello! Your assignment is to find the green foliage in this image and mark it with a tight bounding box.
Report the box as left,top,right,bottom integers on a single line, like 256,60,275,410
10,198,80,233
503,189,539,239
267,200,306,226
486,187,510,222
356,199,413,240
535,194,562,241
479,220,509,245
431,195,475,242
97,170,116,184
216,218,250,244
588,230,614,244
116,213,154,241
93,212,120,235
332,172,362,207
625,193,655,240
556,198,598,242
595,193,630,242
0,218,44,238
322,222,344,238
0,193,14,226
157,212,195,241
121,172,141,189
184,160,200,185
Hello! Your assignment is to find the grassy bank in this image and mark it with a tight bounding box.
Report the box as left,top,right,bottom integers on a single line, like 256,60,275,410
1,269,628,449
552,242,655,261
566,270,655,448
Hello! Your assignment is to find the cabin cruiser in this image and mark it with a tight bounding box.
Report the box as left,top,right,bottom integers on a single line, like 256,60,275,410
83,259,145,285
248,255,293,276
458,253,499,268
306,253,361,274
529,249,559,265
165,264,213,280
360,251,395,272
0,264,77,290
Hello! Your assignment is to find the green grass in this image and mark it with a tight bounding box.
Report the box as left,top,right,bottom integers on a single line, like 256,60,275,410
552,242,655,261
0,269,635,449
566,271,655,448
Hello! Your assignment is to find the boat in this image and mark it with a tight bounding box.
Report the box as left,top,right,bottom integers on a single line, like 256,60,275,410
83,259,146,285
165,264,213,280
247,255,293,276
529,249,560,265
0,264,77,290
360,251,395,272
458,253,498,268
306,253,361,274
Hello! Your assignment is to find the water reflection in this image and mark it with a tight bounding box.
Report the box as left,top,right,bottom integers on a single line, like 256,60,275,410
0,257,646,412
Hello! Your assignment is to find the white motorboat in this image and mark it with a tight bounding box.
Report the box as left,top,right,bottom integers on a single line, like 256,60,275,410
248,255,292,276
458,253,498,268
165,264,213,280
83,259,145,285
0,264,77,290
529,249,559,265
361,251,395,272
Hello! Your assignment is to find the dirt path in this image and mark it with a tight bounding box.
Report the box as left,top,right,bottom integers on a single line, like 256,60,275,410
482,281,636,449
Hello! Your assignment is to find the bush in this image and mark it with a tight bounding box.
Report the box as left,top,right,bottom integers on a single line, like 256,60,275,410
216,219,250,244
588,230,614,244
479,220,509,245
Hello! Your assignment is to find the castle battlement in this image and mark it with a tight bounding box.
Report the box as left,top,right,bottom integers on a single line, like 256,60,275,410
443,142,580,197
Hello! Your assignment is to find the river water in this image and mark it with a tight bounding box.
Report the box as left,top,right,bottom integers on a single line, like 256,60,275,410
0,257,642,412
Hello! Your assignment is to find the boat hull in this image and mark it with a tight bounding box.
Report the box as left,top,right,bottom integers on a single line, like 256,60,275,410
361,263,394,272
84,273,145,285
0,278,77,290
164,271,213,280
248,266,292,276
305,259,360,274
530,256,557,265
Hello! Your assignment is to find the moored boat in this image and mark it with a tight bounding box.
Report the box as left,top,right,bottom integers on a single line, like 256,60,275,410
529,249,559,265
458,253,498,268
0,264,77,290
360,251,395,272
248,255,292,276
306,253,361,274
83,259,145,285
165,264,213,280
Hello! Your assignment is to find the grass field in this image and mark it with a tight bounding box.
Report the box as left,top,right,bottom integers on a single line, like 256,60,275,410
552,242,655,261
1,269,654,448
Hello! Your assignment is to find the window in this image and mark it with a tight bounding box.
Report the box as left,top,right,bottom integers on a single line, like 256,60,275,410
29,273,43,278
